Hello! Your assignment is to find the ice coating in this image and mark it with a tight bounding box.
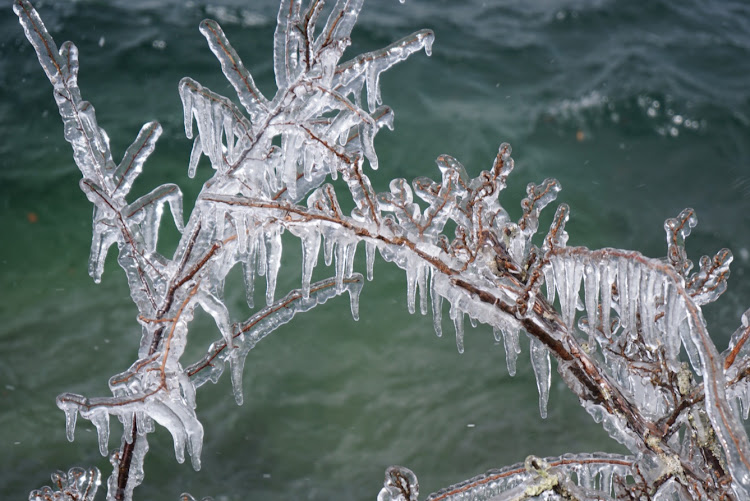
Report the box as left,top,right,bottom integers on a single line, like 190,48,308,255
29,467,102,501
422,453,634,501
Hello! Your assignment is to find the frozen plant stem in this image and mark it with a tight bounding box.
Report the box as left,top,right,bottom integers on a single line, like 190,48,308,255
15,0,750,500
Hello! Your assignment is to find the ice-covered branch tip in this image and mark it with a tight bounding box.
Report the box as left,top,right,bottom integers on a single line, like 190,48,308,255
29,467,101,501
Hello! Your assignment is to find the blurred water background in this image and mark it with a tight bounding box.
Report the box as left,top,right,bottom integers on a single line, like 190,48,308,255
2,0,750,499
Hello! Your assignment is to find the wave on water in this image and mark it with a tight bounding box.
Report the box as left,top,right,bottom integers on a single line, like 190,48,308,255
541,90,706,139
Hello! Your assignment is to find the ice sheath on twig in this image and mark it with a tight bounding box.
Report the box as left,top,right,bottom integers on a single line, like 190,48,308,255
15,0,750,499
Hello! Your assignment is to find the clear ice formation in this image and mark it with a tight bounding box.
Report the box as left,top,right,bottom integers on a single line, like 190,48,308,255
15,0,750,499
416,453,636,500
28,467,101,501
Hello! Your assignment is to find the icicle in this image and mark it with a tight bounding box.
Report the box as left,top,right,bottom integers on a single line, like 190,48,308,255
300,229,321,298
552,256,567,317
405,260,418,314
88,410,110,456
553,255,582,330
740,384,750,420
159,405,188,464
529,336,551,418
543,262,556,304
211,102,224,166
235,213,248,254
264,228,283,305
417,264,429,316
180,78,194,139
136,412,153,435
626,259,641,338
503,326,520,376
577,461,592,488
617,258,631,334
242,257,256,309
223,110,235,163
188,136,202,178
344,241,356,278
256,236,267,277
281,132,302,200
365,65,382,113
430,269,443,337
600,262,614,339
120,413,135,444
493,328,502,343
583,262,600,344
600,467,613,495
451,303,465,354
334,240,346,292
88,223,118,284
566,258,584,330
366,241,376,281
179,371,196,411
214,209,227,241
229,350,247,406
348,276,362,321
640,268,657,348
60,401,78,442
323,233,335,267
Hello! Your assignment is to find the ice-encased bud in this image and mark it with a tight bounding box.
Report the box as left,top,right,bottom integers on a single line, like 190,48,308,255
29,467,101,501
524,455,549,473
378,466,419,501
180,494,215,501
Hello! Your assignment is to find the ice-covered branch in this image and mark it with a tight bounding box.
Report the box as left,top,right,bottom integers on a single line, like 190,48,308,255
16,0,433,497
17,0,750,499
378,454,636,501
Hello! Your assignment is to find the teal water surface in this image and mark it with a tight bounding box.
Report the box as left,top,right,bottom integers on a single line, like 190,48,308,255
2,0,750,499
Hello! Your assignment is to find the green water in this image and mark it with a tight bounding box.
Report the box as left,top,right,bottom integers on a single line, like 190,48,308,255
2,0,750,499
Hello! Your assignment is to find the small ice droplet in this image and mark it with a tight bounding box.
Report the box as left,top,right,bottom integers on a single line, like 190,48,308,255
98,37,105,47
